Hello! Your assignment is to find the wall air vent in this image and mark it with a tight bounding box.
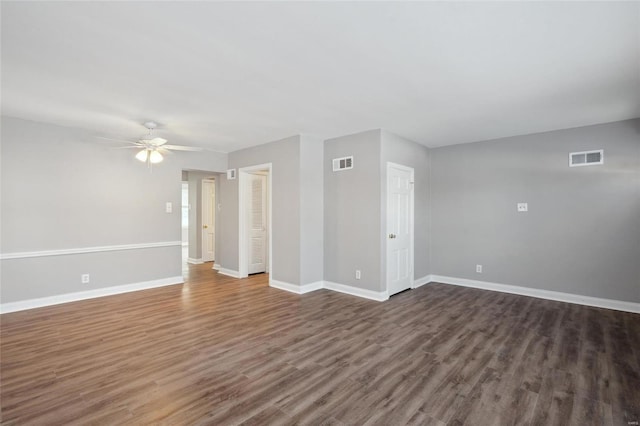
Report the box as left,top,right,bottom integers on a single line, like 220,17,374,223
227,169,236,179
332,156,354,172
569,150,603,167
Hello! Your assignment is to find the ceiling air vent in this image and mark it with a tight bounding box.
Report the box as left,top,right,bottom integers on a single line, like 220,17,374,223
332,156,353,172
569,150,603,167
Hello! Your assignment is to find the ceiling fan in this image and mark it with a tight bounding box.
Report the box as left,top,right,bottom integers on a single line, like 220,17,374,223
101,121,204,166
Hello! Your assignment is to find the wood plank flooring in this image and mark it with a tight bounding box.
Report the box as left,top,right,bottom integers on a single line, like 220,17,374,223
1,263,639,425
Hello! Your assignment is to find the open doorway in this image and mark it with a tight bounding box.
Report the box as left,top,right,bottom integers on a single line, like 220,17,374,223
238,163,272,278
182,170,219,272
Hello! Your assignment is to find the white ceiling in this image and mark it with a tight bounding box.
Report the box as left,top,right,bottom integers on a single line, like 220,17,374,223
2,2,639,152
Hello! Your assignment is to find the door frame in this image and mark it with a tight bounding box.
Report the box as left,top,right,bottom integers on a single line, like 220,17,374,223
201,178,216,262
238,163,272,279
385,161,415,295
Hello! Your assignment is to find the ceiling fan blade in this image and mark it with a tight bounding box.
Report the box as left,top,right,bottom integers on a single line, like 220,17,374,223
163,144,204,152
151,137,168,146
113,145,144,149
139,137,168,146
94,136,138,145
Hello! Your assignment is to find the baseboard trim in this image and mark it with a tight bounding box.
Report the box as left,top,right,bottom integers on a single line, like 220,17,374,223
412,274,434,289
217,268,240,278
270,279,387,301
269,279,324,295
323,281,388,302
0,276,184,314
10,272,630,314
212,263,221,270
270,279,301,294
301,281,324,293
0,241,182,260
430,275,640,314
187,258,203,265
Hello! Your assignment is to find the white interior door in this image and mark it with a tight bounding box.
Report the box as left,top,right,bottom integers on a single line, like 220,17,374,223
248,173,267,274
202,179,215,262
386,163,414,296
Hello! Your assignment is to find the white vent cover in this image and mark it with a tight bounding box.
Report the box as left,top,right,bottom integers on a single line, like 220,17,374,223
332,156,353,171
569,150,603,167
227,169,236,179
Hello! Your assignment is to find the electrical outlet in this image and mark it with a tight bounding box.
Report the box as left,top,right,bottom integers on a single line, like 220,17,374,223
355,270,361,280
81,274,90,284
166,202,173,213
476,265,482,273
517,202,528,212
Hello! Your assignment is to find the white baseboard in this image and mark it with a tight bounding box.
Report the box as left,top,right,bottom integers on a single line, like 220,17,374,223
269,278,387,301
217,268,240,278
430,275,640,314
187,258,203,265
301,281,324,293
269,279,303,294
8,272,631,315
269,279,324,294
412,274,434,289
323,281,388,302
0,276,184,314
212,263,221,270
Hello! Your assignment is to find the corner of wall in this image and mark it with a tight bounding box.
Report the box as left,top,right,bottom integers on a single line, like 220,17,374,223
299,134,325,285
323,129,384,292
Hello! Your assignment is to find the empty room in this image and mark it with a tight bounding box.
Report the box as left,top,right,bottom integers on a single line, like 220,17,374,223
1,2,638,425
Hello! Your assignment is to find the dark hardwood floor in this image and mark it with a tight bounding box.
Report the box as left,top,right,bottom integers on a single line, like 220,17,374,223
1,263,639,425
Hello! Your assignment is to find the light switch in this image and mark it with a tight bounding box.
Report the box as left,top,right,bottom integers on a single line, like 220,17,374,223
166,202,173,213
517,202,528,212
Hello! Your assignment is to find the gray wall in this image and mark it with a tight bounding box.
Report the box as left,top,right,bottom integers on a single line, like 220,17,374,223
216,134,324,286
218,135,302,285
215,170,239,270
324,130,383,291
1,116,227,304
4,115,637,306
299,135,324,285
323,129,430,293
430,119,640,302
381,130,431,282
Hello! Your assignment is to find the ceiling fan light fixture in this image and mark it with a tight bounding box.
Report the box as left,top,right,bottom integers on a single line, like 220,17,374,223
107,120,201,167
135,149,149,162
149,150,163,164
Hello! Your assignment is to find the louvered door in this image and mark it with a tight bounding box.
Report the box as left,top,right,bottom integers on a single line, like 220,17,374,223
248,173,267,274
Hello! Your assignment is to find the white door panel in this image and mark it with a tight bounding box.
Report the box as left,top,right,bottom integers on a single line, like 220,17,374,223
386,163,414,296
202,180,215,262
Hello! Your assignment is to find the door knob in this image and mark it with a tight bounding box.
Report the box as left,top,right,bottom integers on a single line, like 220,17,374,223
203,225,208,229
389,233,396,239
